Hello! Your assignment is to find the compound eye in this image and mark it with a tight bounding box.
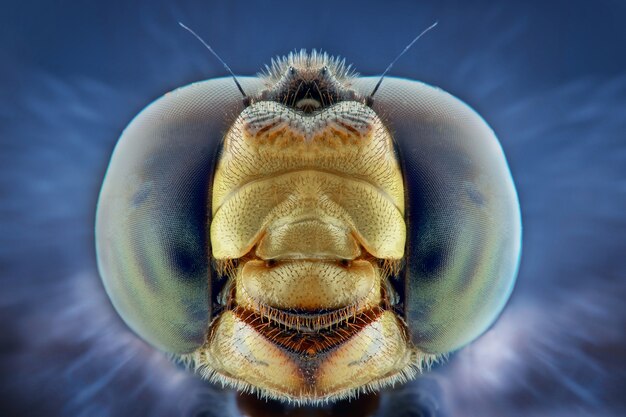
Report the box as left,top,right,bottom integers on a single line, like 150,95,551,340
289,66,297,76
354,77,522,355
95,77,261,354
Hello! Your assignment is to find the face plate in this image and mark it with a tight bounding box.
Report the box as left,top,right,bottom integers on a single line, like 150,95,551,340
191,54,428,402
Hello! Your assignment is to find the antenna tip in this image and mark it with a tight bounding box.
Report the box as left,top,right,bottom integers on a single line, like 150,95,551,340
178,21,248,100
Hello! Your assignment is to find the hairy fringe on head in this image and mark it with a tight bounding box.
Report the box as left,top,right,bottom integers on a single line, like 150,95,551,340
259,49,357,83
175,346,442,406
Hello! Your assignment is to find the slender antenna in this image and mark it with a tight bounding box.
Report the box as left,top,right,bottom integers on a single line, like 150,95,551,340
178,22,248,99
368,21,438,100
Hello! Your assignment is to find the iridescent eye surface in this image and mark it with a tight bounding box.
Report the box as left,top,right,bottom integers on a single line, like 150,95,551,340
96,50,521,404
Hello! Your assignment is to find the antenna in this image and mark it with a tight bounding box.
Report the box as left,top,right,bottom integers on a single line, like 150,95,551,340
368,21,438,102
178,22,248,100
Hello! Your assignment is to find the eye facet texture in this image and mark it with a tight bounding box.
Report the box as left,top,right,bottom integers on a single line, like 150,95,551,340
96,78,262,353
356,78,521,354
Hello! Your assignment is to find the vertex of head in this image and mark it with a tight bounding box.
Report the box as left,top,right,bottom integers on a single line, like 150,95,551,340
256,50,362,113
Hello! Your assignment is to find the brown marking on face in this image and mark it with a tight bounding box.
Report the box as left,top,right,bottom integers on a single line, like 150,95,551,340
233,305,386,356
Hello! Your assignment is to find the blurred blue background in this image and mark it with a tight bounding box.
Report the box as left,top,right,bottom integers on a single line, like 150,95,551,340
1,1,625,416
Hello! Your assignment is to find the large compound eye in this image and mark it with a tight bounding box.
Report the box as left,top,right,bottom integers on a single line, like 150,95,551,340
355,77,522,354
95,77,263,353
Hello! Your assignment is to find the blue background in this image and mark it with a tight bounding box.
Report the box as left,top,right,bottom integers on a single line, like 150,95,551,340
1,1,625,416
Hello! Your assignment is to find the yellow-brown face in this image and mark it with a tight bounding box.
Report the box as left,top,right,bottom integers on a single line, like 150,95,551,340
198,93,419,401
96,51,521,405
